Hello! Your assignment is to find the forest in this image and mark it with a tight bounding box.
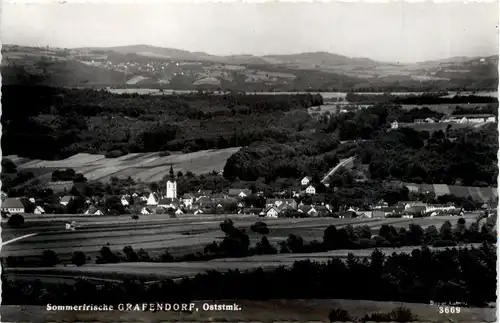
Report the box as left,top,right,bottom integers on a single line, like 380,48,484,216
2,86,497,187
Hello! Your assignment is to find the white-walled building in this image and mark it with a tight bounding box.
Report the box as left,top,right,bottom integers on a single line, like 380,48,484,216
305,185,316,195
301,176,312,186
166,181,177,199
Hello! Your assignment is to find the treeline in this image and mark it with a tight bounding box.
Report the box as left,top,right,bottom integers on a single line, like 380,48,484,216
1,85,322,159
346,92,497,105
2,242,496,307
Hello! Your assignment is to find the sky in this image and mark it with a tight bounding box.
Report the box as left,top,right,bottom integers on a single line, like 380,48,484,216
2,1,499,63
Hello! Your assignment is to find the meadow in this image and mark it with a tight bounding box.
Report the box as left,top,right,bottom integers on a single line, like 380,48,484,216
5,147,239,183
2,213,479,263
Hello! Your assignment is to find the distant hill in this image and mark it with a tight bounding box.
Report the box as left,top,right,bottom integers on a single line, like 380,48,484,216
263,51,380,68
2,44,498,91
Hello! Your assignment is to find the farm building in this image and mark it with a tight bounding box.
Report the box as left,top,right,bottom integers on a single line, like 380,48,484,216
371,199,388,209
182,194,194,208
265,198,298,209
141,207,153,215
84,206,104,216
158,198,180,209
1,197,26,214
305,185,316,195
228,188,251,198
264,206,280,218
301,176,312,186
444,114,496,124
60,195,75,206
298,205,318,217
147,193,159,206
121,196,130,206
34,206,46,214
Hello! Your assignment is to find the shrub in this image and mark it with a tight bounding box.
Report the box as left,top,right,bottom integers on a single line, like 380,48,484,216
41,250,60,266
328,308,353,322
159,151,171,157
360,312,392,322
71,251,87,267
105,150,127,158
432,240,458,247
360,306,417,323
131,215,139,220
7,213,24,227
389,305,418,322
158,250,175,262
250,221,269,234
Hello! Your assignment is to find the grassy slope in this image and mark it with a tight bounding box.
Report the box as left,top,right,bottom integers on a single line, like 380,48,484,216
6,147,240,183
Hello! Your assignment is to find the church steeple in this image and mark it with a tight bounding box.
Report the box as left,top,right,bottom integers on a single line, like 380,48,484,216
169,165,175,180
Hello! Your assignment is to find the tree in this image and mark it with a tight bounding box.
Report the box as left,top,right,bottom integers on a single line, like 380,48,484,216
41,250,60,266
72,251,87,266
424,225,440,244
2,158,17,173
251,221,269,234
440,221,454,241
7,213,24,227
253,236,277,255
123,246,139,262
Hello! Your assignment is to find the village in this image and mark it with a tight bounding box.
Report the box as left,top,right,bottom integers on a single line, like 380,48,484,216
1,172,469,222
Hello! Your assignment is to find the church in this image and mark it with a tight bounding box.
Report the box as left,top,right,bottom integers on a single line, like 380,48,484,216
165,180,177,199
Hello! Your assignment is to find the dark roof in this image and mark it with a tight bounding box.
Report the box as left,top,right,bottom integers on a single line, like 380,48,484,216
182,193,193,199
228,188,251,196
2,198,26,209
60,196,75,203
158,198,180,205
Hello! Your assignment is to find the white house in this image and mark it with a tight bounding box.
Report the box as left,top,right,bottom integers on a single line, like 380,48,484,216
34,206,46,214
446,114,496,124
84,206,104,216
166,181,177,199
141,207,153,215
264,206,279,218
121,196,129,206
147,193,159,206
194,209,204,215
1,198,26,214
391,121,399,129
425,204,457,213
182,194,194,208
301,176,312,186
305,185,316,195
60,195,74,206
175,208,184,215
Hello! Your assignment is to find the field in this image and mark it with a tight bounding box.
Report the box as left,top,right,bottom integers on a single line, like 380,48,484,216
2,213,479,269
2,300,496,323
6,147,240,183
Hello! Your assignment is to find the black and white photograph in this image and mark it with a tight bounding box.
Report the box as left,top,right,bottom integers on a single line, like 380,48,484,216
0,1,498,322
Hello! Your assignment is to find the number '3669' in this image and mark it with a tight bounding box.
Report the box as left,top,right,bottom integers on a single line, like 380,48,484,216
439,306,461,314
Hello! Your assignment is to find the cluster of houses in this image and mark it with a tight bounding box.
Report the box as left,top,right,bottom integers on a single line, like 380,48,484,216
390,113,496,129
1,177,470,220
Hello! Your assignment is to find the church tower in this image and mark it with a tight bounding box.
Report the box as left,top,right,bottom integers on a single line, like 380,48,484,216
166,180,177,199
